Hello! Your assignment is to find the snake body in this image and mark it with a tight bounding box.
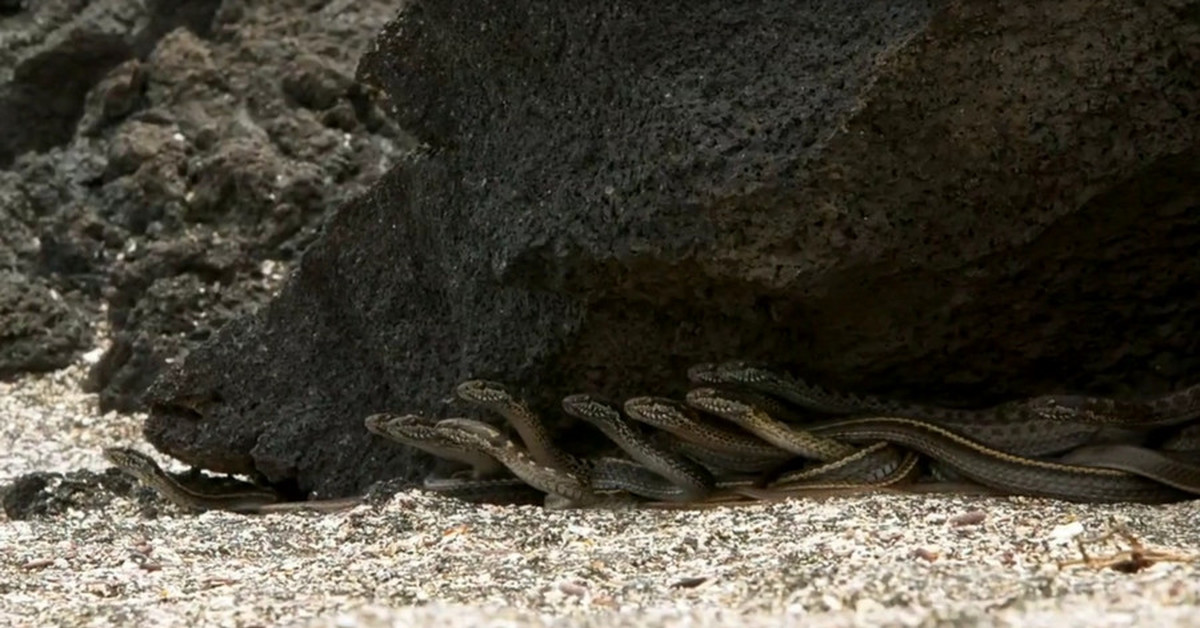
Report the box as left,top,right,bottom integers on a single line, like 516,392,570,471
687,385,1200,502
812,418,1192,502
768,441,920,489
685,385,1123,459
681,387,858,461
453,381,763,504
1057,444,1200,494
421,476,545,505
365,413,547,503
561,394,714,501
102,447,362,514
454,380,587,476
623,396,799,461
367,412,615,507
364,413,503,478
110,363,1199,513
665,438,792,473
368,370,1200,507
695,361,1200,428
1163,423,1200,452
433,417,614,507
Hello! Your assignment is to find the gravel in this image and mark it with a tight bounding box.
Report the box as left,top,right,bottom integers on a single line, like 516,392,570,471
2,350,1198,627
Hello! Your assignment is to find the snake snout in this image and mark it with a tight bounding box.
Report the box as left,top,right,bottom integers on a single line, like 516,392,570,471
362,413,389,433
624,396,686,420
102,447,132,466
686,388,751,415
561,394,616,419
713,360,775,385
686,363,721,383
436,417,506,445
455,379,512,404
364,413,423,434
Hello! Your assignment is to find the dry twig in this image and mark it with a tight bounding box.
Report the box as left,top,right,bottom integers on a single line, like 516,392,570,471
1058,525,1196,573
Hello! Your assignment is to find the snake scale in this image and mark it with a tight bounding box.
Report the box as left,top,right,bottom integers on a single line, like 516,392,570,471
105,361,1200,513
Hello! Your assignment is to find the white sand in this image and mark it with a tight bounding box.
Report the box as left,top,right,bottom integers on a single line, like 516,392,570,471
2,354,1197,627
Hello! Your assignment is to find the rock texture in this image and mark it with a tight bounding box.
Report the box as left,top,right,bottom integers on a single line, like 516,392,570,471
143,0,1200,497
0,0,406,408
0,271,90,377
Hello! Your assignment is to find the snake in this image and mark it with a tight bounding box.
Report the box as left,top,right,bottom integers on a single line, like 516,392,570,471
685,386,1126,459
681,387,859,461
366,411,604,506
689,386,1200,502
742,441,921,498
102,447,363,514
622,396,798,462
663,437,794,473
692,362,1173,457
453,383,928,503
584,457,721,502
374,388,632,506
695,361,1200,428
705,362,1200,427
426,417,756,507
665,389,930,489
430,417,621,507
365,413,544,504
560,393,715,501
112,363,1199,512
1056,444,1200,494
455,380,734,504
1163,423,1200,452
623,394,906,485
680,388,1195,502
378,383,919,506
814,418,1196,503
364,412,504,478
621,396,797,473
454,380,589,477
624,396,868,480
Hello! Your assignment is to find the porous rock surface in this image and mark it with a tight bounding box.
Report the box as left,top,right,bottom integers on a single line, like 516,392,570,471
0,0,407,408
0,271,90,377
145,0,1200,497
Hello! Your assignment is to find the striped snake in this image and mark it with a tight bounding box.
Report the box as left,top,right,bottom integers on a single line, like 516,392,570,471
106,362,1200,512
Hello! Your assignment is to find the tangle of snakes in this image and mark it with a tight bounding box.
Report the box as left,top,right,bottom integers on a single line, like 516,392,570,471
107,361,1200,512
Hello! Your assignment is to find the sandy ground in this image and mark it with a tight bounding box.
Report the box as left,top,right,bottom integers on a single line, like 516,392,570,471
2,353,1198,627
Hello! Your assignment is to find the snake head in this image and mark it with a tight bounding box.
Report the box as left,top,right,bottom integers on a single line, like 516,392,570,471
364,413,436,438
455,379,515,406
686,363,722,384
561,394,621,422
435,417,507,446
363,412,396,434
685,387,757,417
623,396,694,425
1022,394,1150,423
103,447,158,481
689,360,777,385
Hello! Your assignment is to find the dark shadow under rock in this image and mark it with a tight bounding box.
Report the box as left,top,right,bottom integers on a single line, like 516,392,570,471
145,0,1200,498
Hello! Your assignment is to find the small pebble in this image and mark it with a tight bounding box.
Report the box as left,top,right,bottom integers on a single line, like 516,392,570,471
950,510,987,526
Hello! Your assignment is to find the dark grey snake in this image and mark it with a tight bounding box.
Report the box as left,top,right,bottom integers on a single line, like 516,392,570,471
686,363,1200,502
691,361,1200,428
107,363,1200,512
102,447,362,514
